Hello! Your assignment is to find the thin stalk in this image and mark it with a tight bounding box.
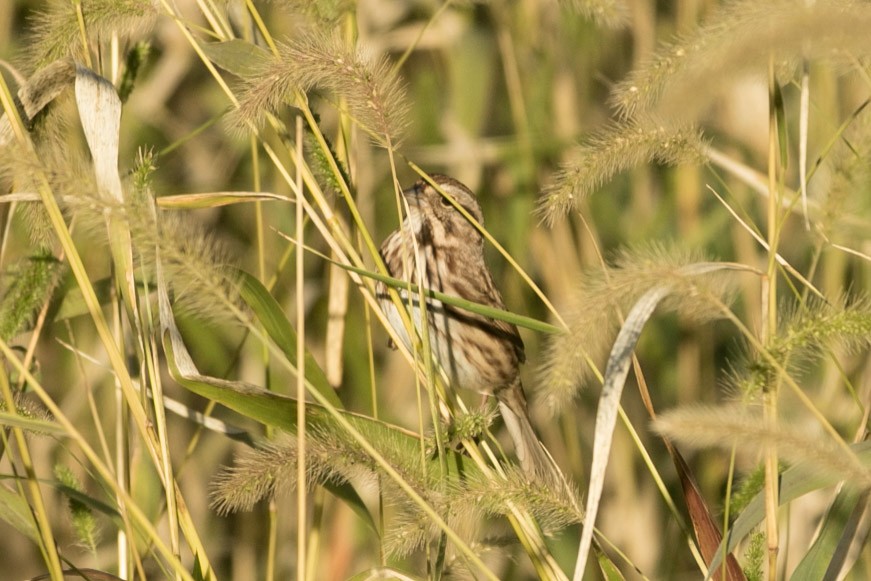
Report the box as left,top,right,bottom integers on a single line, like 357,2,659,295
143,305,182,575
392,0,454,73
267,500,278,581
295,115,308,581
0,365,63,580
64,321,114,468
362,301,386,563
306,489,326,580
493,2,535,182
112,290,131,579
71,0,93,68
252,138,266,283
193,0,232,40
251,123,279,581
720,446,739,581
617,406,695,555
244,0,278,54
799,61,810,230
763,56,781,580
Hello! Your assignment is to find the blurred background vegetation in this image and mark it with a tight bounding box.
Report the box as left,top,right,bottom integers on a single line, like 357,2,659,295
0,0,870,579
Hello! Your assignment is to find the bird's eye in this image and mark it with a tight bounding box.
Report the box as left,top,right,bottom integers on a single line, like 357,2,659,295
439,196,452,207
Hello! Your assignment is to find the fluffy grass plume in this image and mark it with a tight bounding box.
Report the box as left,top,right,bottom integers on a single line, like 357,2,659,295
26,0,158,66
610,0,871,120
730,296,871,396
815,110,871,239
538,244,735,412
537,119,705,223
212,424,580,561
210,423,427,515
54,465,100,553
384,466,580,559
233,31,409,147
454,467,583,533
654,405,871,489
0,254,64,340
13,58,75,121
743,531,766,581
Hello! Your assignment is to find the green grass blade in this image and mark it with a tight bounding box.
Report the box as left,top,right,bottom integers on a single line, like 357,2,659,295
790,487,868,580
0,411,64,435
708,441,871,576
234,267,341,408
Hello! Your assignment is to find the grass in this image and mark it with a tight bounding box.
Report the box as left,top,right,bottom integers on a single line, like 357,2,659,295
0,0,870,579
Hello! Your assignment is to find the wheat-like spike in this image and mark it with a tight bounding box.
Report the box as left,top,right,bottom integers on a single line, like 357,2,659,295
611,0,871,120
727,296,871,397
26,0,158,67
233,31,408,147
654,405,871,489
536,119,705,224
211,423,434,516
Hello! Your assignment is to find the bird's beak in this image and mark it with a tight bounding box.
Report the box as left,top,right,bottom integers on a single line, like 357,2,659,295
402,181,424,198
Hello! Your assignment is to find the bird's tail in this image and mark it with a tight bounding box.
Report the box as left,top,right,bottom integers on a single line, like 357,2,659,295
496,380,561,483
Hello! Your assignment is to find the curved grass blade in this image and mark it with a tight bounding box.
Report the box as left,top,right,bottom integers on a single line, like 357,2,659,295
233,267,340,409
0,481,39,542
575,262,743,579
156,191,292,209
574,284,671,579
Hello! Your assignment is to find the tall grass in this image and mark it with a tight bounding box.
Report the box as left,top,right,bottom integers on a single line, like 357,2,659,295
0,0,870,579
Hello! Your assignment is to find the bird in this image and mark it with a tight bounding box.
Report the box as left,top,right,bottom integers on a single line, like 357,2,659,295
377,174,555,479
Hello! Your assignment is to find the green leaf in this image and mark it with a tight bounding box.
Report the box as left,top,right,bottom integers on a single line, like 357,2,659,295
50,482,121,526
791,487,869,580
0,483,38,542
51,278,114,323
595,546,626,581
201,40,270,77
233,268,341,408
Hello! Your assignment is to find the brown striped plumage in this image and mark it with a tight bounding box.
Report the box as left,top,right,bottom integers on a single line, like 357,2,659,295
377,175,554,478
